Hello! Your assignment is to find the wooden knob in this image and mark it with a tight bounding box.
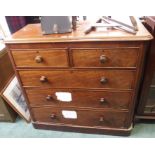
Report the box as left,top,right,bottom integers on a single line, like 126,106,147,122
100,55,107,63
35,56,43,63
99,116,104,122
40,76,47,83
50,113,56,119
100,77,108,84
100,98,106,104
46,95,53,101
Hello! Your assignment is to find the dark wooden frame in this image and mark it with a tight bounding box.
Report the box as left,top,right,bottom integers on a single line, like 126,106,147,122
136,17,155,119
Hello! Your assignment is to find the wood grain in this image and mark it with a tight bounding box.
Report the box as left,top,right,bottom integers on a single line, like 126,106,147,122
5,18,152,135
19,70,135,89
11,49,69,67
33,121,132,136
25,88,132,109
6,41,142,50
4,19,152,44
72,47,139,68
0,49,14,91
31,106,128,128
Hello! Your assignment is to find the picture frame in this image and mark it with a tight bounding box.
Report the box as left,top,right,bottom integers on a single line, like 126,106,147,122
1,76,31,122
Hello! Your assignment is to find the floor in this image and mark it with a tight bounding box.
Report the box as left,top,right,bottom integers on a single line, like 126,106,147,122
0,117,155,138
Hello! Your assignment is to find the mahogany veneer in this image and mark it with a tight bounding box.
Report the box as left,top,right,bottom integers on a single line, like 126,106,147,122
5,18,152,135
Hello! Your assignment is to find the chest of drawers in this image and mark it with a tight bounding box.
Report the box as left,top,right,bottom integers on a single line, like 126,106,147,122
5,19,152,135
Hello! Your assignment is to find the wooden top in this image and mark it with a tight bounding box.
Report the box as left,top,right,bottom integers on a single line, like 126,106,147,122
5,18,153,44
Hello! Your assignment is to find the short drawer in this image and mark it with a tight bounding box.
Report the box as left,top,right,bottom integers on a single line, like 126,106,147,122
26,88,131,110
11,49,68,67
31,107,128,128
19,70,135,89
72,48,139,68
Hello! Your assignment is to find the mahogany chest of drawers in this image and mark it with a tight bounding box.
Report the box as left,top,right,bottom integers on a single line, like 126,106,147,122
5,19,152,135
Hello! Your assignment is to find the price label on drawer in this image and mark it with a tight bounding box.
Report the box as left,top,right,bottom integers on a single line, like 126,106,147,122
55,92,72,102
62,110,77,119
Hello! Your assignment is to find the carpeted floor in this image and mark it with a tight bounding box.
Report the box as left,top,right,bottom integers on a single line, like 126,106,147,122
0,117,155,138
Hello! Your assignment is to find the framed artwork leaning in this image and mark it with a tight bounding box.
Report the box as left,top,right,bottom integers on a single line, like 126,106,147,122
1,76,31,122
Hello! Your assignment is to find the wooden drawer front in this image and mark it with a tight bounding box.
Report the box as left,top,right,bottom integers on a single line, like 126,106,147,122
72,48,139,68
19,70,135,89
11,49,68,67
32,107,128,128
26,88,131,109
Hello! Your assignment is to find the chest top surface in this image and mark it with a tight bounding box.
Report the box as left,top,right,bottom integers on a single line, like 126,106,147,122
4,17,153,44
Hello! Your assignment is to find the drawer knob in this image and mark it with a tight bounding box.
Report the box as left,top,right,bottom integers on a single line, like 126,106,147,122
100,77,108,84
40,76,48,83
50,113,57,119
35,56,43,63
46,95,53,101
99,116,104,122
100,55,107,63
100,98,106,104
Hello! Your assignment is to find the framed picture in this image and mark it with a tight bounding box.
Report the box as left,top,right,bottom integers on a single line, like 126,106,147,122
1,76,31,122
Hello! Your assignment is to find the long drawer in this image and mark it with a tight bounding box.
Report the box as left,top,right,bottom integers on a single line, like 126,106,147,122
19,70,135,89
11,49,68,67
72,48,139,68
26,88,132,109
31,107,128,128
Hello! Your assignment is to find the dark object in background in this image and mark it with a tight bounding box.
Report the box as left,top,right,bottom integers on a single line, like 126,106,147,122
25,16,40,24
136,17,155,120
5,16,40,34
72,16,77,31
0,48,17,122
5,16,26,34
41,16,72,34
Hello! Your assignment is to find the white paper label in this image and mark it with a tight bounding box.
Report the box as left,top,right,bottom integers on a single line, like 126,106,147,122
55,92,72,102
62,110,77,119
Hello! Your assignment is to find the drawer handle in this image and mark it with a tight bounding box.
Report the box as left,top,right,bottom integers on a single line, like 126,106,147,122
40,76,48,83
50,113,57,119
100,98,106,104
100,55,107,63
99,116,104,122
46,95,53,101
35,55,43,63
100,77,108,84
